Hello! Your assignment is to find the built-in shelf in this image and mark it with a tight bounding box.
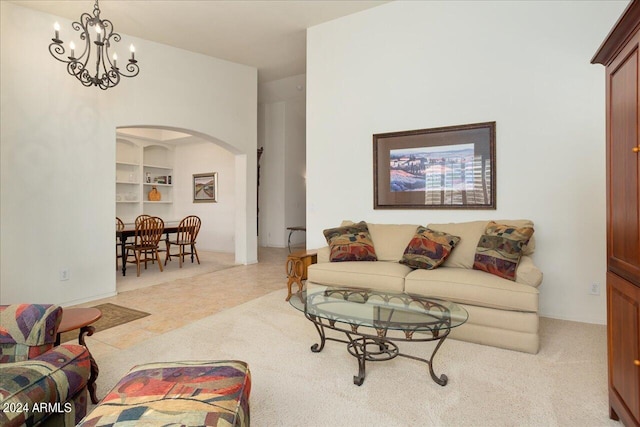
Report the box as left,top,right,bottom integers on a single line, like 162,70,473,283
143,164,172,170
117,139,175,219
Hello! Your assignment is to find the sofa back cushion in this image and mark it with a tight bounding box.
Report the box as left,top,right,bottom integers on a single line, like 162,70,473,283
367,223,419,262
427,221,488,268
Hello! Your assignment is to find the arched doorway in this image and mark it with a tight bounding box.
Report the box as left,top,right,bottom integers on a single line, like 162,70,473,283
115,125,249,290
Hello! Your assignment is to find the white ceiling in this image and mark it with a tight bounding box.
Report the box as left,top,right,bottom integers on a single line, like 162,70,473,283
14,0,388,82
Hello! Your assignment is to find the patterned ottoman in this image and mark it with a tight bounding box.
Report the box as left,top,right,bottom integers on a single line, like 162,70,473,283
78,360,251,427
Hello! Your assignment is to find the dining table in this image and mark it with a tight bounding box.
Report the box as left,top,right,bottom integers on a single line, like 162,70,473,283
117,221,181,276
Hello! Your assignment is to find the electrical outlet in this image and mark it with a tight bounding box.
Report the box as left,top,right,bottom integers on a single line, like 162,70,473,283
589,283,600,295
59,268,70,281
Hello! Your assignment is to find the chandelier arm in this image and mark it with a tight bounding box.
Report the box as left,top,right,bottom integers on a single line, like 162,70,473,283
103,69,121,90
102,20,115,40
101,36,120,88
120,62,140,78
48,43,69,63
103,30,117,71
72,19,91,64
68,62,93,87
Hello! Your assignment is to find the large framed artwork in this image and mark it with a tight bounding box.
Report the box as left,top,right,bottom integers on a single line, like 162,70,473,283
193,172,218,203
373,122,496,209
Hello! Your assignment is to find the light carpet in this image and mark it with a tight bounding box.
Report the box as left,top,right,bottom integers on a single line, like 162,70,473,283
92,289,616,426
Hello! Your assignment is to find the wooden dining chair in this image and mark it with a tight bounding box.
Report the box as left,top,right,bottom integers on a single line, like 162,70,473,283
135,214,151,227
116,217,125,270
135,214,156,263
165,215,201,268
125,216,165,277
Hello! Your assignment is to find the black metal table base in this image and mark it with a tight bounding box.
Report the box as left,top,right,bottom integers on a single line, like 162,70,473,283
307,314,449,386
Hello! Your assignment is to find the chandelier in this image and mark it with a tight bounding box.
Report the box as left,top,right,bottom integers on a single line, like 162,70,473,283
48,0,139,90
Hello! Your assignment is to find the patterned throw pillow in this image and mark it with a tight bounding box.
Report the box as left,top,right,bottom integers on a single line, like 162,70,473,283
323,221,378,262
400,226,461,270
473,221,534,281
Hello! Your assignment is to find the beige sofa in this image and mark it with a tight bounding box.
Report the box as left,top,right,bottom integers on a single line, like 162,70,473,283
307,220,543,354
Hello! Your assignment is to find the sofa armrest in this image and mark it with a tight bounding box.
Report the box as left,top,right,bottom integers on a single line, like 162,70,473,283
0,304,63,363
515,256,543,287
316,246,330,263
0,344,90,427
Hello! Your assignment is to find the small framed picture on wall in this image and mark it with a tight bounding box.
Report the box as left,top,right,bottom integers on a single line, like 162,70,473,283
193,172,218,203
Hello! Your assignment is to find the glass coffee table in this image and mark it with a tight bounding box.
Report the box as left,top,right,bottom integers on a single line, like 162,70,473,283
289,285,468,386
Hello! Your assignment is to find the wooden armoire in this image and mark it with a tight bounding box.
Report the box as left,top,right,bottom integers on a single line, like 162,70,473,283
592,1,640,425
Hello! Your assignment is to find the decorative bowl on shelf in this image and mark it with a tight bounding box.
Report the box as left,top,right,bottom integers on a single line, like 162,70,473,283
125,192,137,201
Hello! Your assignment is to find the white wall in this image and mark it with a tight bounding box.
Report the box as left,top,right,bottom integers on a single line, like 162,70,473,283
284,96,307,246
258,74,307,248
174,141,236,253
0,2,257,305
258,102,286,247
306,0,628,324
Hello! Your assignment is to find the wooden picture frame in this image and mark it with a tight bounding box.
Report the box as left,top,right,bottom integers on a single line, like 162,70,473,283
193,172,218,203
373,122,496,209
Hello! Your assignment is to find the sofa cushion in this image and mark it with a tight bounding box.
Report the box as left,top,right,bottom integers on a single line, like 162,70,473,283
323,221,378,262
308,261,411,292
400,226,461,270
404,267,538,312
367,223,418,262
473,221,534,281
427,221,488,269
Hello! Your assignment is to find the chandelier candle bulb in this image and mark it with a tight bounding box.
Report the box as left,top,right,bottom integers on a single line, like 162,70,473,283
69,41,75,58
113,53,117,68
53,22,60,40
130,44,135,61
96,26,101,43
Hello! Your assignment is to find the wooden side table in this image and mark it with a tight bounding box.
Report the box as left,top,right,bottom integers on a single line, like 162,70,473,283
56,307,102,404
286,250,317,301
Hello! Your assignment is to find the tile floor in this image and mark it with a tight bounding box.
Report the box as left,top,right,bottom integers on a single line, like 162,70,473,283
66,246,294,357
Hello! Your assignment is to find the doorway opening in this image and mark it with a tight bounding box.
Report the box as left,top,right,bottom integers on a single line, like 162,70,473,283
114,125,242,292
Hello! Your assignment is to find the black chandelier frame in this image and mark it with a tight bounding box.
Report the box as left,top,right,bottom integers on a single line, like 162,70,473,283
48,0,139,90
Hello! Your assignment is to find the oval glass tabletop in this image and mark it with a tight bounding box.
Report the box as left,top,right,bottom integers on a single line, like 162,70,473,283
289,284,468,333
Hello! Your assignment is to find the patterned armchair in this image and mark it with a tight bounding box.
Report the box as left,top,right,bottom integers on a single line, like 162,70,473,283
0,304,91,427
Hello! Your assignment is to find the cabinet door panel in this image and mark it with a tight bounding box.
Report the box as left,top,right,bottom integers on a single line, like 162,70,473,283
608,272,640,424
609,43,640,283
